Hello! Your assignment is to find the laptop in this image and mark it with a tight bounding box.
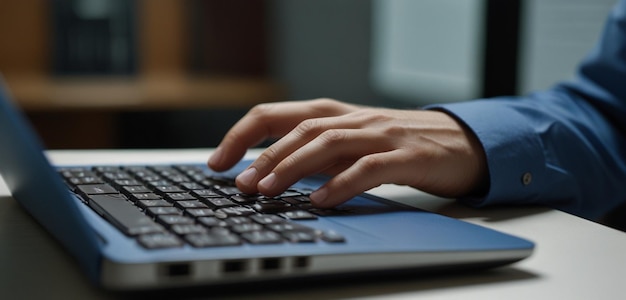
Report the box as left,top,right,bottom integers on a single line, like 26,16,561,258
0,79,534,290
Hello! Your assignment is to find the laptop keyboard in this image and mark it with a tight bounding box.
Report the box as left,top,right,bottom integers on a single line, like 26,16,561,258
58,165,347,249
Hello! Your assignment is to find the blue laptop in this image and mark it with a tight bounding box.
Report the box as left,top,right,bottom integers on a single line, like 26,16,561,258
0,79,533,290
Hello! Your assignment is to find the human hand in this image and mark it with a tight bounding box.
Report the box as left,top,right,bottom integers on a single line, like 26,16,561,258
208,98,488,207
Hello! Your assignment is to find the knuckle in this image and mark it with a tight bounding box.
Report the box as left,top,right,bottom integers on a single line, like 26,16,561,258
318,129,346,146
257,147,280,165
330,175,352,191
324,171,353,193
358,155,387,172
368,111,393,123
279,153,301,171
295,119,322,137
309,98,354,116
248,103,276,119
352,109,392,124
311,98,338,107
381,124,408,137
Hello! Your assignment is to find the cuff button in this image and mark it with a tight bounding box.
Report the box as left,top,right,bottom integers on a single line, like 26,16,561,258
522,172,532,186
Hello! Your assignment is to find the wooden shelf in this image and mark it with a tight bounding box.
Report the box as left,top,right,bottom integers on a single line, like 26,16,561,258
6,75,284,112
5,74,284,149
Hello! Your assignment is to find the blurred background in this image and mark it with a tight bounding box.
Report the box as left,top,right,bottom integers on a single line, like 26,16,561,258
0,0,616,150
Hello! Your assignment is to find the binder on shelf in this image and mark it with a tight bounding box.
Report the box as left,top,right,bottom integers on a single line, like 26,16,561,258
51,0,137,76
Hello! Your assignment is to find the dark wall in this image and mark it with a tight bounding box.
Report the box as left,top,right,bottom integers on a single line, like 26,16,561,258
268,0,382,106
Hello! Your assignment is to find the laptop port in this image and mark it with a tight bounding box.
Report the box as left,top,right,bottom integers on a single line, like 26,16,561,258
222,260,247,274
165,263,191,277
261,258,281,271
293,256,309,269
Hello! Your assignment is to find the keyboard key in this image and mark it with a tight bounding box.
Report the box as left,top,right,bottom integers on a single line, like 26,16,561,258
241,231,284,244
214,207,256,218
197,217,227,228
155,185,184,193
101,171,132,181
279,190,303,198
215,186,243,196
282,196,311,204
59,168,95,179
130,193,162,201
151,166,180,176
185,208,216,218
94,166,122,173
114,179,141,186
230,194,263,205
138,233,183,249
320,230,346,243
202,198,237,209
283,231,316,243
201,176,235,187
171,224,207,235
123,186,152,194
292,187,314,195
185,233,241,247
180,182,204,190
166,192,197,201
137,199,173,209
265,223,315,233
88,194,164,236
146,206,182,217
192,189,222,198
230,223,263,234
68,176,104,185
280,210,318,220
224,216,252,226
157,215,194,227
250,214,285,225
166,175,188,183
208,227,232,236
77,184,118,195
297,203,314,210
175,200,209,210
123,166,150,173
139,176,162,182
252,200,293,213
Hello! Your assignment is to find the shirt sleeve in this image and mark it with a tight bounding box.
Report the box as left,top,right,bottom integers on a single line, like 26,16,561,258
426,0,626,221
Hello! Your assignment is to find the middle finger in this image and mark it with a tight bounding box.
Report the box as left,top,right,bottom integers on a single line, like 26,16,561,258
256,127,394,196
236,114,364,191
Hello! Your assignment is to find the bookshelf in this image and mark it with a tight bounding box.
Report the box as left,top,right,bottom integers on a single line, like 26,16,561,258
0,0,283,149
6,75,283,112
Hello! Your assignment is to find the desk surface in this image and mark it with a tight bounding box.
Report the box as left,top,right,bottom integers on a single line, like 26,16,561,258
1,149,625,299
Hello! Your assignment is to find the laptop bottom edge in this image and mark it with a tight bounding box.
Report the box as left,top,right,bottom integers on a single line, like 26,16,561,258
100,249,532,290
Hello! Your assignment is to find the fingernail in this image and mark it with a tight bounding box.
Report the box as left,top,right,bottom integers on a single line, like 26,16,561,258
209,147,223,166
258,172,277,190
237,167,258,187
309,187,328,204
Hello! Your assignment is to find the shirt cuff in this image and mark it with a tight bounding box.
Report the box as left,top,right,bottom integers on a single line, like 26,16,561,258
426,99,547,207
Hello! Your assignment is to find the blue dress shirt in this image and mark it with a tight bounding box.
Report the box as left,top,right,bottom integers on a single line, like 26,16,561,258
429,0,626,221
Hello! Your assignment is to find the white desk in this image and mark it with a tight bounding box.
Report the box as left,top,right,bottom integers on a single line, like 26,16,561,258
1,149,625,299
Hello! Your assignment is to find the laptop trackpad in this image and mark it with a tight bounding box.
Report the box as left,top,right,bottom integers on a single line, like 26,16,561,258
325,195,512,251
